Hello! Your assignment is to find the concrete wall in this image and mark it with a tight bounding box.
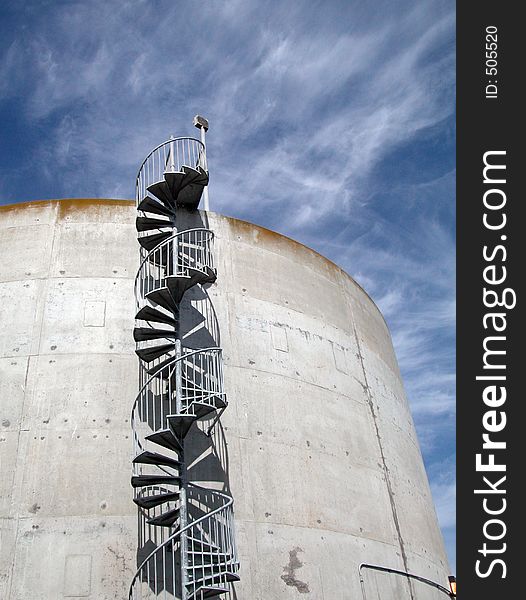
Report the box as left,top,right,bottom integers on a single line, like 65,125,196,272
0,199,449,599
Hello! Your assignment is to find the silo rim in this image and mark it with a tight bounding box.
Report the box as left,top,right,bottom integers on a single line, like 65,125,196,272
0,197,391,332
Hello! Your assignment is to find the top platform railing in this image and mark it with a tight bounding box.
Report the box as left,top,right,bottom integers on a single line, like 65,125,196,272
136,137,207,203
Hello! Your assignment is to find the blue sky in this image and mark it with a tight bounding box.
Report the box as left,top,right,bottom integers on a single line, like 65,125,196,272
0,0,456,571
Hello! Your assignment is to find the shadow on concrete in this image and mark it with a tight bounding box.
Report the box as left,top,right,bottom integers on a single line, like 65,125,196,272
136,209,233,598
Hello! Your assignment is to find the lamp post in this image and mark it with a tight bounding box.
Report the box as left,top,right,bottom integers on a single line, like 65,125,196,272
193,115,210,211
448,575,457,598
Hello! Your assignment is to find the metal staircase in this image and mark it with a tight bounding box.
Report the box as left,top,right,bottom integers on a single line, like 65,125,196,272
129,120,239,600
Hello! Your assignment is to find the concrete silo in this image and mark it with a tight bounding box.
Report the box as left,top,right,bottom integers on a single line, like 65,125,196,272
0,128,451,600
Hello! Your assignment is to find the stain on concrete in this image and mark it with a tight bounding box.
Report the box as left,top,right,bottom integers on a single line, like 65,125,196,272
28,503,41,514
351,320,416,600
2,419,10,427
107,546,126,574
281,547,310,594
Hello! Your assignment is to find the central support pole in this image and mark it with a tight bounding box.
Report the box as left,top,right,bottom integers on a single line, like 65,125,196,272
174,233,189,600
176,337,188,600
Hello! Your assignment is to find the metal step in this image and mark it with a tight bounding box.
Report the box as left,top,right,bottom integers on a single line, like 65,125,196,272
192,166,209,186
138,195,173,217
201,266,217,284
188,586,229,599
147,180,174,206
165,272,214,303
135,342,174,362
145,429,183,453
167,413,197,441
138,230,172,251
164,277,190,305
134,326,176,343
133,450,181,469
181,265,217,286
176,183,204,209
133,490,180,509
131,474,181,488
136,305,177,327
136,215,172,232
182,165,206,185
145,287,177,313
188,401,218,420
141,272,214,315
164,171,186,197
147,506,180,527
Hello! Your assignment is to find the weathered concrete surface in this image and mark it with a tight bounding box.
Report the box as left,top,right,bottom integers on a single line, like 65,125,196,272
0,199,449,599
0,200,137,600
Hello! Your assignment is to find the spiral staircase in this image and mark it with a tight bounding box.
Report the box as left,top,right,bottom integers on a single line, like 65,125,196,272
129,130,239,599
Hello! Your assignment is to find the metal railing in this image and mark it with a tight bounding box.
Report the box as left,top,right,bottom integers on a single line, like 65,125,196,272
131,346,229,600
132,348,225,457
132,128,237,600
136,137,207,205
359,564,454,599
135,228,215,305
129,484,238,600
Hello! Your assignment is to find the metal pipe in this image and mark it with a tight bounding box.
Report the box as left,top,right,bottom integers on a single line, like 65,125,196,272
358,563,453,598
200,125,210,212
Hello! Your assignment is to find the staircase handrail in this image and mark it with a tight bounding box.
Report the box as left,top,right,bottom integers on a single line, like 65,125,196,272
128,483,234,599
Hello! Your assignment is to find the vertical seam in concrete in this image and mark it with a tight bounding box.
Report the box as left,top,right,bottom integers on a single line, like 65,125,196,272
35,204,59,357
6,353,31,600
348,313,415,600
7,204,59,600
318,565,326,600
